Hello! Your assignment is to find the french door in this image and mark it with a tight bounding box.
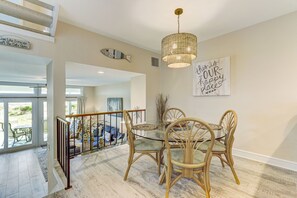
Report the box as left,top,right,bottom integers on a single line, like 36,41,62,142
0,102,4,151
0,97,78,152
0,99,35,152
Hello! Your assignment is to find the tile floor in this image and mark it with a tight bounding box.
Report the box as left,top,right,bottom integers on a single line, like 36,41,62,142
0,148,47,198
50,144,297,198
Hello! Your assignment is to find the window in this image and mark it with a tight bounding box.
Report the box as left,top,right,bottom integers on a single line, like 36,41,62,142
0,85,34,95
65,88,82,96
65,100,78,115
0,83,81,116
41,87,47,95
40,87,82,96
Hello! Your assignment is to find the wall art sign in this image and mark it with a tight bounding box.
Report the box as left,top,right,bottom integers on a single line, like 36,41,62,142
107,97,123,112
0,35,31,50
193,56,230,96
107,97,123,117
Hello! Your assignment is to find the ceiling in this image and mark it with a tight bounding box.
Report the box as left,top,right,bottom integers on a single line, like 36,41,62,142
55,0,297,52
0,51,143,86
1,0,297,86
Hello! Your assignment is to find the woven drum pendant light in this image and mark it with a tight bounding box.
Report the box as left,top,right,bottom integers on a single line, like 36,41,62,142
161,8,197,68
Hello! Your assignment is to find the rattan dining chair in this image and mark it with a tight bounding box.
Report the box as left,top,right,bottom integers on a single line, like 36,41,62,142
123,110,163,181
200,110,240,184
162,108,186,127
160,117,215,198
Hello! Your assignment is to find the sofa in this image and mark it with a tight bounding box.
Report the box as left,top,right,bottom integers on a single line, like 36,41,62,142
92,124,124,144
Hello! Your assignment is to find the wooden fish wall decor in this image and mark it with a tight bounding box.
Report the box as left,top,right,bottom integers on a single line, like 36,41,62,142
101,48,131,62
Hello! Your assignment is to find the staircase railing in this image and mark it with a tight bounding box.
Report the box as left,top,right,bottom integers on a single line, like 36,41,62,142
65,109,146,156
56,116,72,190
56,109,146,190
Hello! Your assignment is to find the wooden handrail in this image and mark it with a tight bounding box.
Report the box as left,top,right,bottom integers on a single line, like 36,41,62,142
65,109,146,118
57,116,70,124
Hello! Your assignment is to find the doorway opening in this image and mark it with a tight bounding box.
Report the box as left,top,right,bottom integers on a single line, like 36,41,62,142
0,51,50,153
65,61,146,115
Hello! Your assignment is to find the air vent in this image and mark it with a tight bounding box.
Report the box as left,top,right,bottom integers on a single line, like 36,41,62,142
151,57,159,67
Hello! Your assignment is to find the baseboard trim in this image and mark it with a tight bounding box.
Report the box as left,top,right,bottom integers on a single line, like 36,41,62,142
232,148,297,172
48,167,65,195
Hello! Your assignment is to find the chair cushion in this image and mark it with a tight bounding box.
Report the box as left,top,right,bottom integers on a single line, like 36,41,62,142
163,148,205,166
134,138,163,151
200,140,226,152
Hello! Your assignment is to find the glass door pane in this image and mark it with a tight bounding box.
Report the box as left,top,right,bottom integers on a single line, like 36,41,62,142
43,101,47,142
8,102,32,148
0,102,4,150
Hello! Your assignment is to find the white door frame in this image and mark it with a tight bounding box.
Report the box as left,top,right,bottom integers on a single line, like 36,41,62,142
38,98,47,146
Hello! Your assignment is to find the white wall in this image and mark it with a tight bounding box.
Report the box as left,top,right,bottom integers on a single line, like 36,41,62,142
0,21,161,193
161,11,297,163
94,82,131,112
130,75,146,109
83,86,95,113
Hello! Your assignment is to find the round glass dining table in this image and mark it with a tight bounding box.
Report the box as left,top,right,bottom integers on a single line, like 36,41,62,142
131,123,226,142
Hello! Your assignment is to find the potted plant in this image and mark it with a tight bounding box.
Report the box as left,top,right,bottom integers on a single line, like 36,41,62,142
156,93,169,125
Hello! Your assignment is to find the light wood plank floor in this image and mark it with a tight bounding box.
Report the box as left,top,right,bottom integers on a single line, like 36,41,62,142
50,144,297,198
0,148,48,198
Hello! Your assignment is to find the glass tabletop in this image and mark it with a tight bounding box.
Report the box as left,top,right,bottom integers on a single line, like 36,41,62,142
132,124,159,130
132,123,225,142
